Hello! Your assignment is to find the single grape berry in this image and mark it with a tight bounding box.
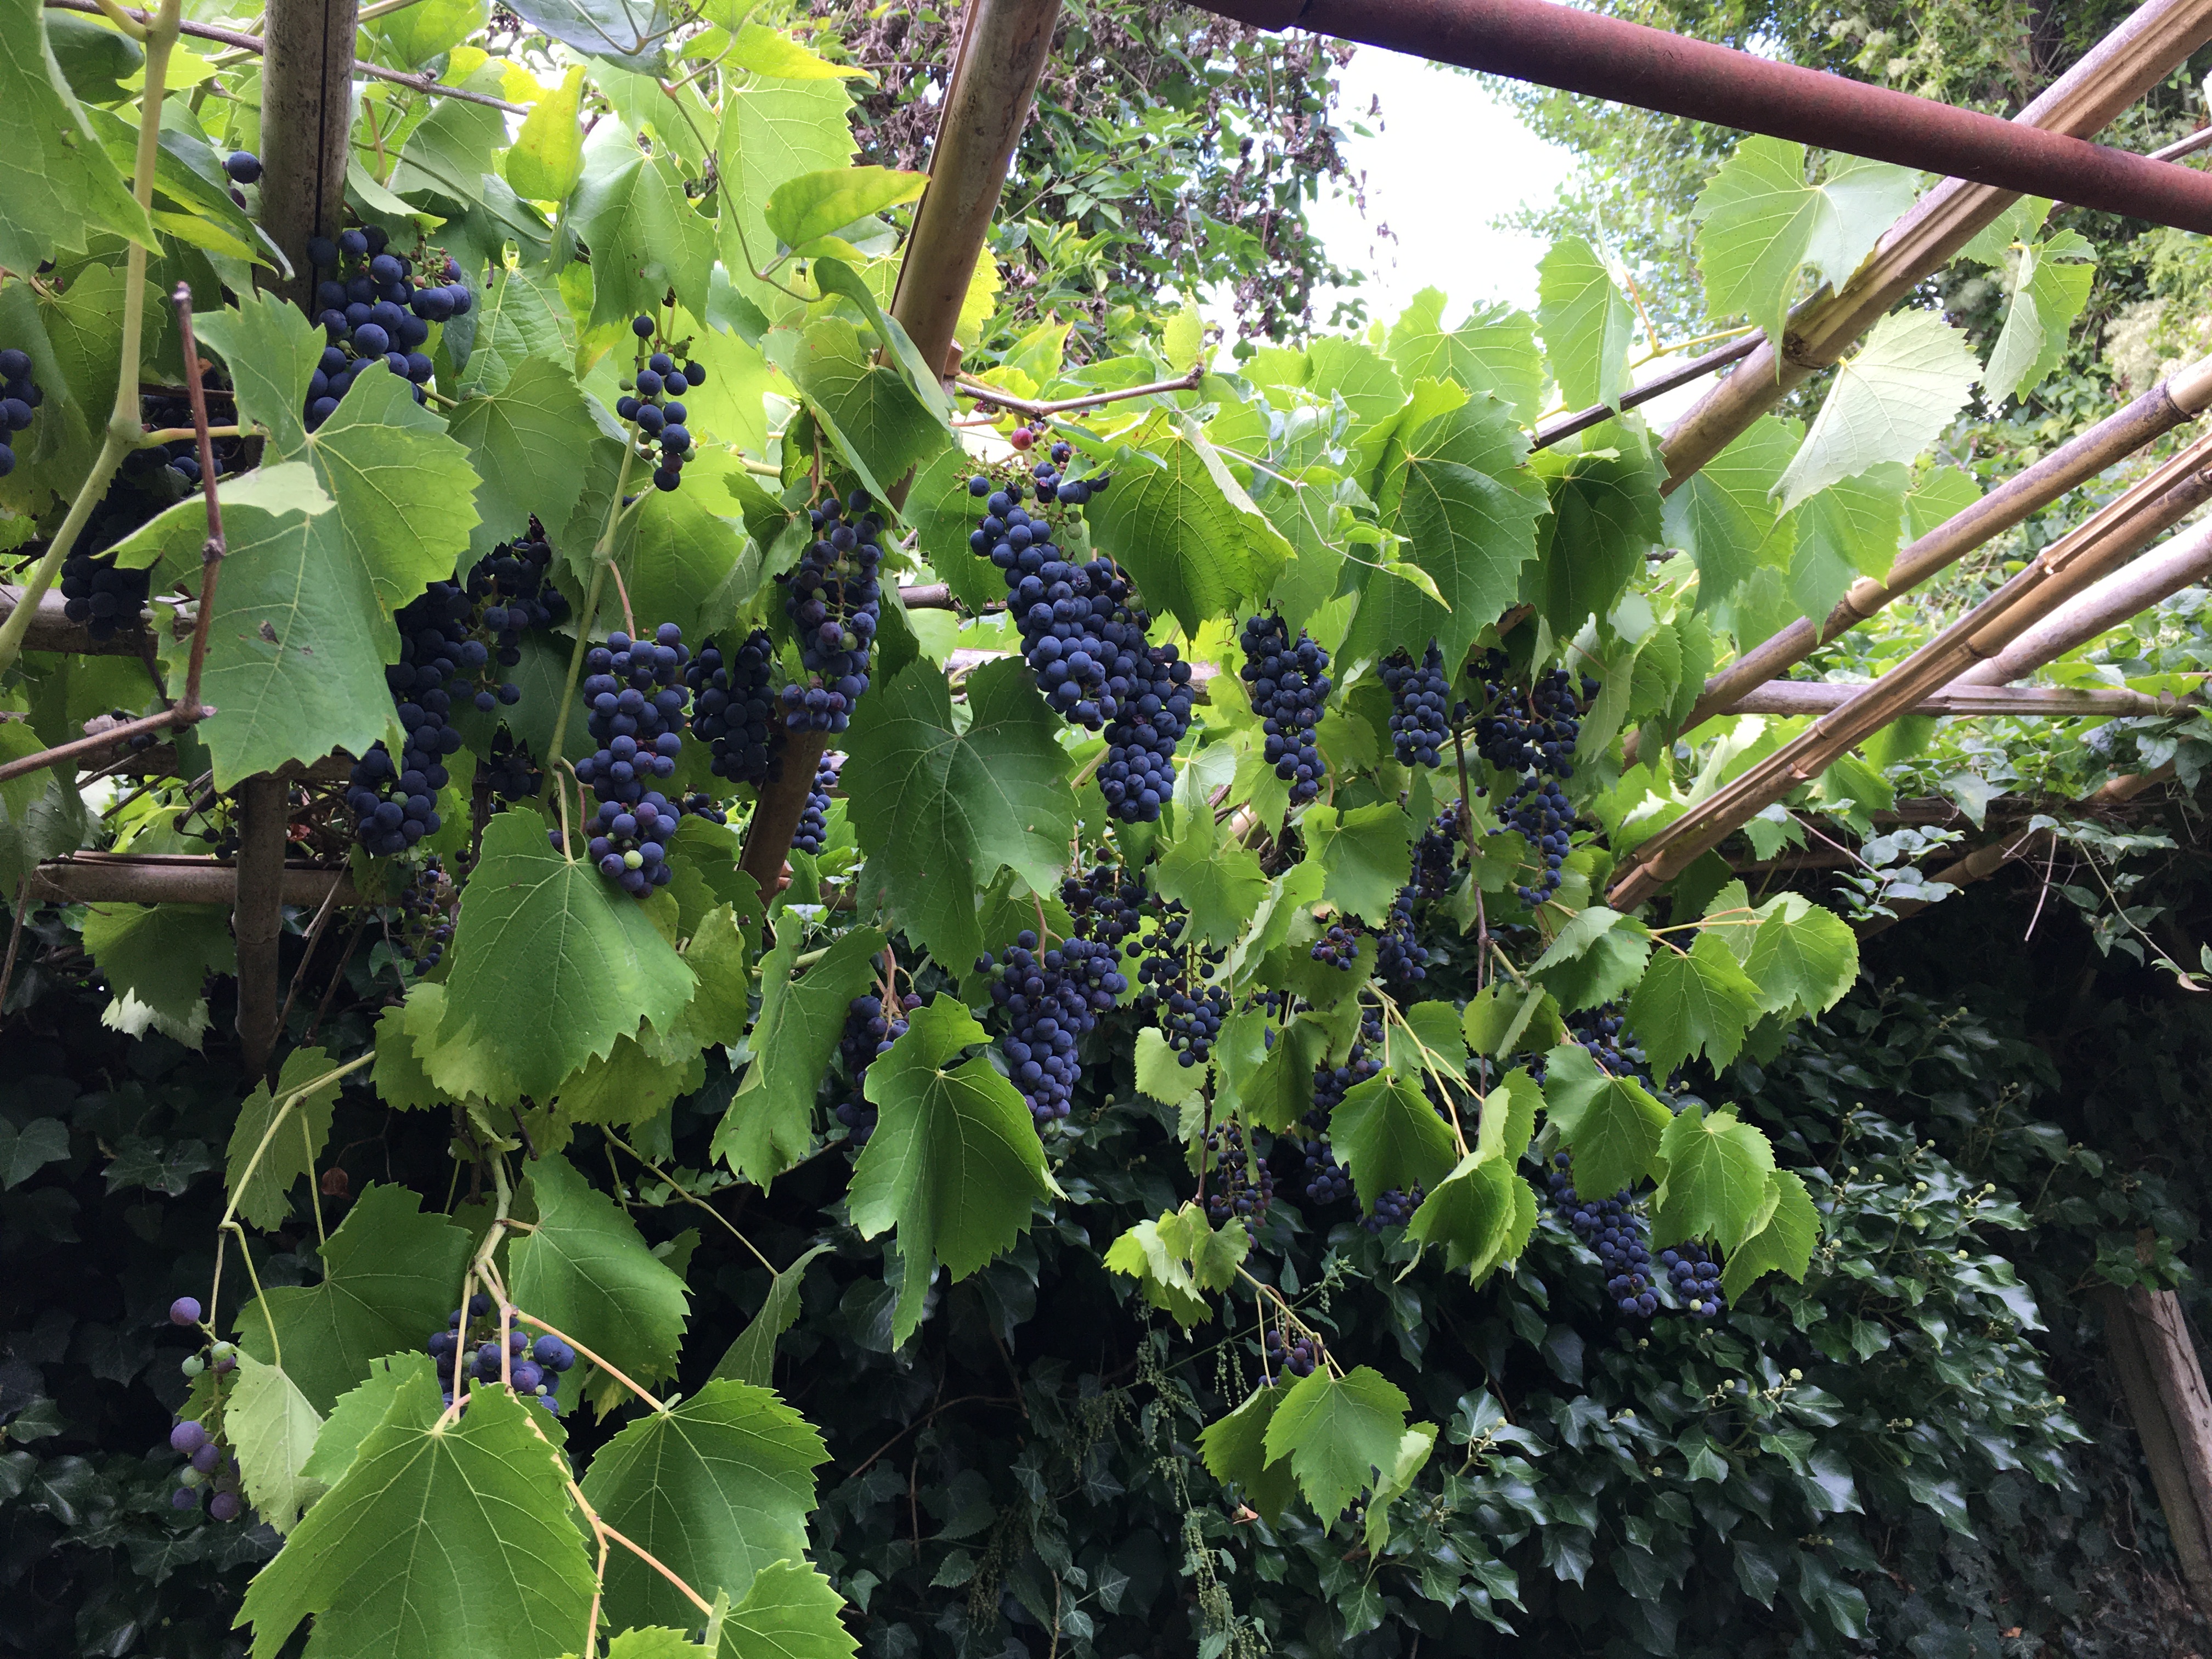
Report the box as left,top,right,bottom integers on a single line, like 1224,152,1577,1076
208,1491,241,1522
168,1296,202,1326
225,151,262,184
170,1420,210,1455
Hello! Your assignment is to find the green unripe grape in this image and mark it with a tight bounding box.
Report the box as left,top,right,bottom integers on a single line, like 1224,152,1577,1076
179,1467,205,1488
623,850,643,870
180,1355,205,1377
210,1341,235,1362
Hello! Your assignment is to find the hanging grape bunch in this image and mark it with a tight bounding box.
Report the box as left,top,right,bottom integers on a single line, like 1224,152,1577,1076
1265,1325,1323,1380
687,628,783,786
1498,777,1575,909
1364,1184,1423,1233
980,926,1126,1127
1545,1153,1656,1318
1562,1002,1652,1087
61,438,204,641
397,856,458,974
791,756,838,855
463,521,569,708
1661,1242,1726,1318
1380,639,1451,766
424,1293,575,1412
1310,916,1361,970
303,224,469,427
1203,1119,1272,1232
834,989,921,1147
575,625,691,806
1375,884,1429,989
967,445,1193,823
1471,653,1594,908
481,731,543,802
579,790,681,898
1238,613,1330,805
167,1415,244,1521
679,791,727,824
1136,904,1229,1066
614,317,701,492
0,345,40,479
345,583,477,857
778,491,882,734
1059,853,1148,955
1414,811,1459,904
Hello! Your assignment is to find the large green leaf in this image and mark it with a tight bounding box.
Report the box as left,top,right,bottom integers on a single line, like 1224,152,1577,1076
1084,413,1293,634
456,264,577,394
1526,446,1664,635
1719,1169,1820,1299
1626,930,1763,1080
506,64,585,202
448,354,599,565
1384,290,1545,426
227,1356,326,1534
0,0,153,274
234,1183,475,1413
1691,138,1918,348
1408,1151,1532,1284
1540,1041,1671,1198
1984,234,2095,404
1152,817,1267,948
1538,237,1634,411
225,1045,343,1233
237,1368,595,1659
1742,894,1859,1019
711,1244,832,1387
1198,1385,1300,1525
1260,1365,1413,1520
764,164,925,249
1654,1103,1779,1250
850,996,1055,1347
617,475,753,644
1660,415,1796,611
388,84,505,208
580,1379,827,1626
768,315,947,504
1329,1075,1458,1214
416,811,696,1105
843,658,1072,974
510,1150,691,1389
506,0,668,72
713,1561,857,1659
301,1353,435,1488
1773,309,1979,514
716,69,855,309
1787,461,1907,624
711,924,884,1186
574,127,716,328
78,901,234,1048
1300,802,1414,927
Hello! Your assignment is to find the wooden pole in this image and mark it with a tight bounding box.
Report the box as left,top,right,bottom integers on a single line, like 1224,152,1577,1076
258,0,360,304
24,857,354,906
2097,1283,2212,1614
232,775,289,1073
1951,516,2212,686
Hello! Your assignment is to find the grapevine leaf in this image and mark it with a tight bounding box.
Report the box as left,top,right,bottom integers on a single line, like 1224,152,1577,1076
448,354,597,564
1236,1017,1326,1133
506,64,586,202
1538,237,1634,411
1353,452,1549,675
1531,917,1652,1013
716,67,856,311
301,1353,436,1488
768,316,947,504
506,0,667,74
618,479,754,650
602,1630,695,1659
1362,1423,1441,1557
1719,1170,1820,1299
224,1045,343,1232
421,811,696,1106
575,128,715,327
712,1244,832,1387
905,445,1005,613
1627,931,1763,1079
1306,335,1409,467
1660,415,1796,609
1133,1026,1201,1107
1526,446,1665,635
1261,1365,1411,1520
388,82,505,209
1788,461,1908,623
1475,1068,1542,1164
0,0,154,275
511,1150,691,1389
373,1001,453,1111
236,1368,594,1659
1384,1000,1471,1090
1774,309,1979,514
844,659,1072,974
1152,823,1267,948
1408,1152,1532,1284
1103,1214,1212,1327
1300,802,1414,927
852,996,1057,1348
1461,982,1562,1060
226,1356,326,1534
711,924,885,1187
194,289,319,455
1384,290,1546,426
1985,238,2096,404
1198,1385,1300,1525
657,901,754,1054
765,165,925,249
457,264,577,395
1691,138,1920,347
550,1037,707,1128
1541,1042,1671,1198
1330,1075,1458,1214
713,1560,857,1659
79,901,234,1049
234,1183,475,1413
1156,1201,1251,1293
580,1378,828,1624
1654,1103,1779,1250
1085,413,1293,634
1742,894,1859,1019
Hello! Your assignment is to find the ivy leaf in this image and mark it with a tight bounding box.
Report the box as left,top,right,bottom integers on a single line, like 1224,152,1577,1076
236,1368,594,1659
711,1244,832,1387
511,1151,691,1390
844,659,1071,974
1198,1385,1300,1524
1541,1042,1671,1198
1691,138,1920,348
234,1183,475,1413
1654,1103,1778,1250
1362,1423,1440,1558
1300,802,1415,927
1719,1170,1821,1299
580,1379,828,1626
1660,415,1796,610
1773,309,1979,514
1628,931,1763,1079
574,128,715,327
301,1353,435,1488
768,317,947,505
419,811,696,1106
713,1560,857,1659
1743,894,1859,1020
0,1117,69,1188
1384,290,1546,426
1985,237,2096,403
765,164,925,249
448,354,598,565
851,996,1057,1348
79,901,234,1048
1408,1152,1533,1284
1538,238,1634,411
0,0,154,275
1330,1075,1458,1214
505,0,665,72
1261,1365,1411,1520
224,1045,343,1232
506,64,585,202
712,924,884,1187
226,1356,325,1534
1085,413,1291,634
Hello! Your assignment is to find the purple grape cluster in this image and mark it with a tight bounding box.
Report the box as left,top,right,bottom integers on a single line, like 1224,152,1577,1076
1238,613,1330,805
397,855,456,974
778,493,882,732
791,756,837,855
0,346,39,480
688,629,782,786
1310,918,1361,971
1204,1119,1273,1231
425,1293,574,1411
834,990,920,1147
1059,855,1148,953
1547,1154,1656,1318
1135,906,1229,1067
1263,1325,1322,1380
346,584,472,857
577,789,680,899
303,225,469,427
1375,884,1429,989
1414,812,1459,904
167,1417,242,1521
1381,640,1451,768
1363,1184,1423,1233
464,522,569,682
1469,653,1593,781
1662,1241,1726,1318
1498,776,1574,909
679,791,726,825
575,624,691,806
980,927,1126,1126
614,317,701,493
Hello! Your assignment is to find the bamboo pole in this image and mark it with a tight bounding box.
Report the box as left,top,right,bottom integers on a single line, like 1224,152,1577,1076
1610,448,2212,907
2095,1282,2212,1617
21,857,354,906
1728,682,2190,718
1951,516,2212,686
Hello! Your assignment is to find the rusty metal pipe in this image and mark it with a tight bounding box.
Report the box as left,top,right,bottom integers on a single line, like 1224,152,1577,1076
1203,0,2212,230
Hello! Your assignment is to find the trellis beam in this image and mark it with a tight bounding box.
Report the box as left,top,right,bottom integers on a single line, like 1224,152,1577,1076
1951,515,2212,687
23,856,354,907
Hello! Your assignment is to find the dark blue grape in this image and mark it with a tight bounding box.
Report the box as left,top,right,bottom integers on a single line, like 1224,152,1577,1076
1545,1154,1658,1318
834,990,921,1146
1135,905,1228,1066
687,628,784,786
1375,884,1429,989
776,493,881,733
1238,613,1329,805
1363,1184,1423,1233
1381,640,1451,768
1203,1120,1272,1232
1660,1240,1726,1318
790,757,837,855
981,926,1126,1126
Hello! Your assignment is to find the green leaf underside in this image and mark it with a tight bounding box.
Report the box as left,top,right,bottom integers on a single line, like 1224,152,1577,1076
511,1150,692,1389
